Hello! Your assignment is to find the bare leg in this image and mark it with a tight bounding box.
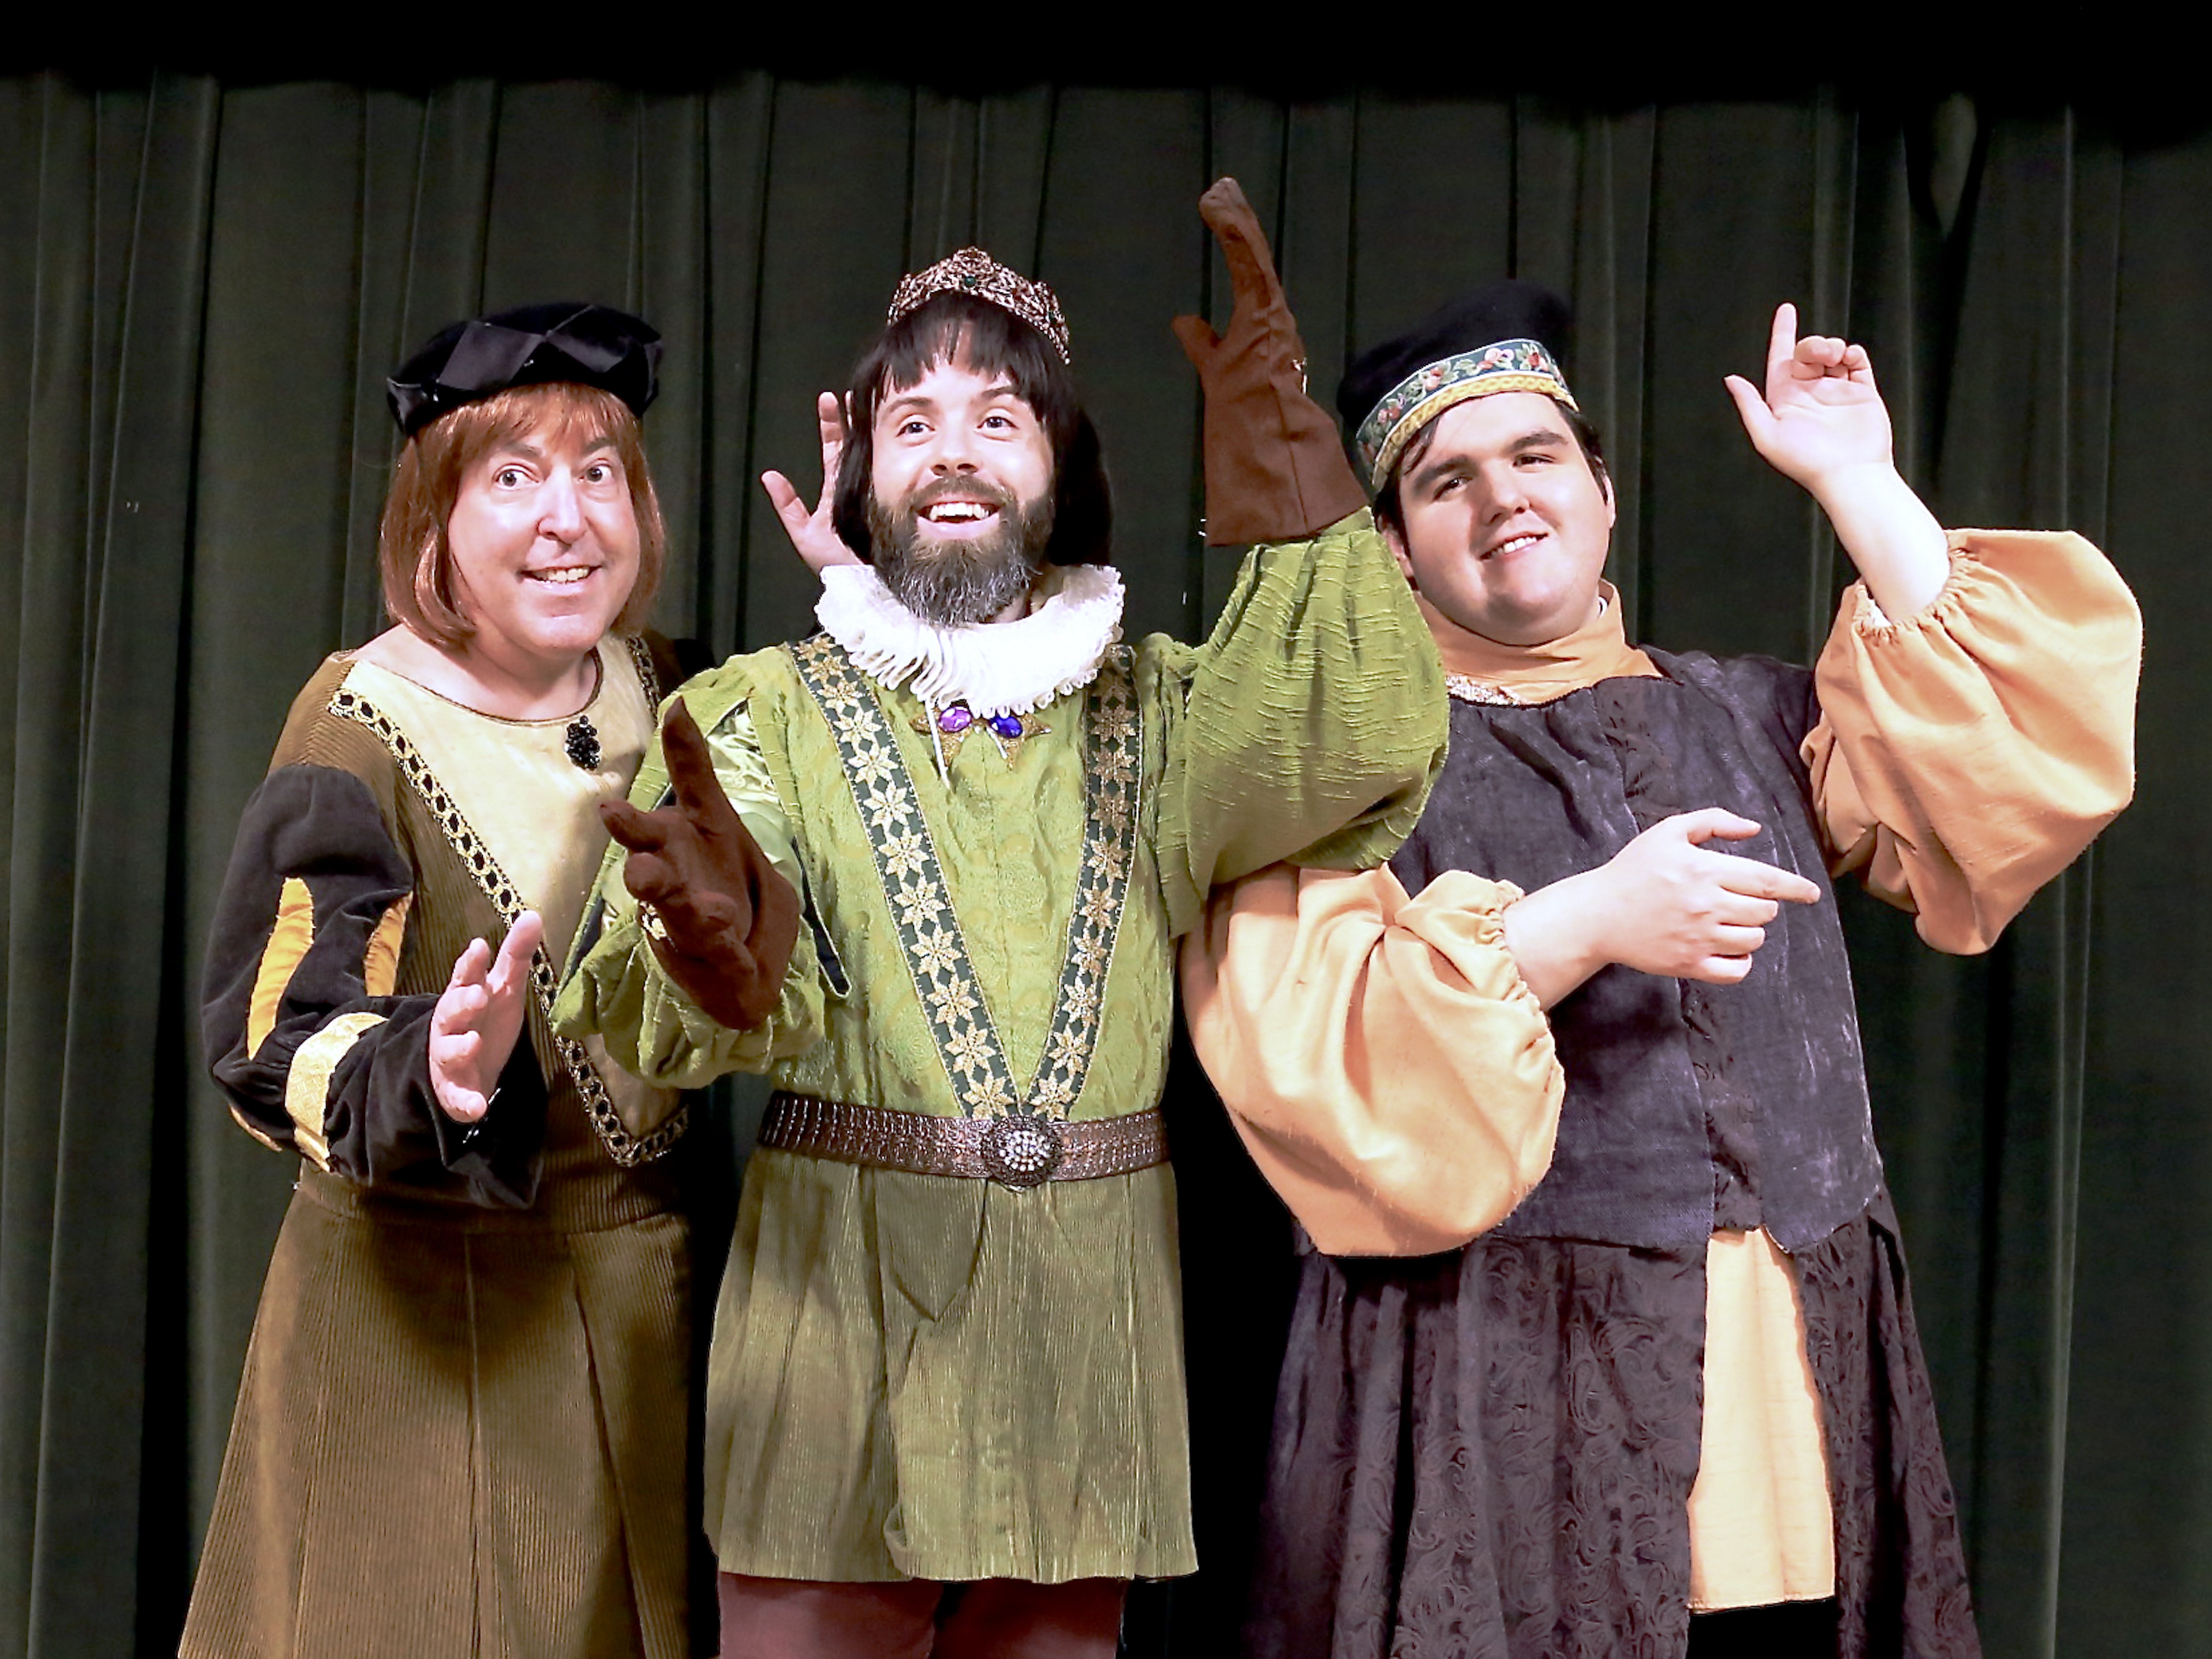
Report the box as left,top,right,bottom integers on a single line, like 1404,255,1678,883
717,1571,941,1659
933,1578,1129,1659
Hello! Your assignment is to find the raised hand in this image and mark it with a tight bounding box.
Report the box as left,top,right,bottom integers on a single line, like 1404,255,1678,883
1724,302,1951,618
1723,303,1895,494
1501,809,1821,1006
599,700,802,1031
1169,177,1366,545
1171,177,1292,367
760,391,862,574
429,910,545,1122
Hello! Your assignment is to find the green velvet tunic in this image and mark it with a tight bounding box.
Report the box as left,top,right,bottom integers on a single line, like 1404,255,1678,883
558,511,1443,1583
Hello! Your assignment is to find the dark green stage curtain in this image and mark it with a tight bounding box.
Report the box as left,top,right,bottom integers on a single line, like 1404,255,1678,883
0,69,2198,1657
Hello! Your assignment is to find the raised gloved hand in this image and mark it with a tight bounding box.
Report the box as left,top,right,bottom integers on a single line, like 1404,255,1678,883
1171,177,1368,546
600,700,801,1031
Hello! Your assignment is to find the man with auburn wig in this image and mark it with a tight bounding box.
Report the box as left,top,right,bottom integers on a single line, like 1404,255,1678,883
557,184,1444,1656
189,305,701,1657
1183,282,2139,1657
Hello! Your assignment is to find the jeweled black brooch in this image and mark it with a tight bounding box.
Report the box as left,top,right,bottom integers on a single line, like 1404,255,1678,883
565,714,603,770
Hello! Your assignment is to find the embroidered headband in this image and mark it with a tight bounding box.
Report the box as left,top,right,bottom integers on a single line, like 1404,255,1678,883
888,247,1072,364
1353,338,1577,491
1337,281,1581,492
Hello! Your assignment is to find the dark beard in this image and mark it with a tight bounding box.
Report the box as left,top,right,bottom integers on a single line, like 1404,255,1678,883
866,480,1054,627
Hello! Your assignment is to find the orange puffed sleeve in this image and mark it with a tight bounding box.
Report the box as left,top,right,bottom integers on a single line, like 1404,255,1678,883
1805,529,2141,954
1180,863,1565,1257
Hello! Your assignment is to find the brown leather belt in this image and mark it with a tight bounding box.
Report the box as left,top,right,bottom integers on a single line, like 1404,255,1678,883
758,1092,1169,1189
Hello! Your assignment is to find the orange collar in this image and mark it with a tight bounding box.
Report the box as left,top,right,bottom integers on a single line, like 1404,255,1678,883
1418,581,1658,704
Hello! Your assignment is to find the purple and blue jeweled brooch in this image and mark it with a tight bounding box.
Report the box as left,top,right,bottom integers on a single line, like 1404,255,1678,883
913,701,1048,766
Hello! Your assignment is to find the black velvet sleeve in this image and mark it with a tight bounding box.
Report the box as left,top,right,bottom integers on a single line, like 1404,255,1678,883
201,763,544,1207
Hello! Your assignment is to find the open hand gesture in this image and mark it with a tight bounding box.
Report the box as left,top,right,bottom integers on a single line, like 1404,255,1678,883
1724,303,1894,494
760,392,862,575
600,700,801,1031
429,910,544,1122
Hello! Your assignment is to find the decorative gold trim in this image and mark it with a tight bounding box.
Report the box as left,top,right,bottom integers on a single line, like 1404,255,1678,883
247,876,317,1056
911,707,1052,768
787,636,1138,1122
330,684,687,1167
622,633,662,709
286,1010,385,1168
228,1102,289,1156
1443,673,1527,707
1355,338,1577,489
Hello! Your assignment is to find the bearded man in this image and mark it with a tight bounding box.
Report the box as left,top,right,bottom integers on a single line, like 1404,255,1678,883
557,184,1444,1658
1182,282,2140,1658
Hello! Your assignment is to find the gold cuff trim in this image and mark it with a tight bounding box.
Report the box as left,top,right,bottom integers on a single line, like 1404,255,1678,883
227,1102,289,1156
284,1011,386,1170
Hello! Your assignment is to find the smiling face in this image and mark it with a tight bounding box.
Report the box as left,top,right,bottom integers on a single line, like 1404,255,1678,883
1382,390,1615,647
865,357,1056,625
441,418,641,689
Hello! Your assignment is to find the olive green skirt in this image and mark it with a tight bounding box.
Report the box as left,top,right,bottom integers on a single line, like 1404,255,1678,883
181,1168,692,1658
703,1150,1195,1585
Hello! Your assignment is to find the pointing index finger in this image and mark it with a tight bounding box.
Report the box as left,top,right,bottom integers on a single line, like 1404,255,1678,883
1197,177,1284,312
1711,856,1822,906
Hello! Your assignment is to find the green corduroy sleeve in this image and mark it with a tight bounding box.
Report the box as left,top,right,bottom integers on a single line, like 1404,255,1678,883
1151,507,1447,939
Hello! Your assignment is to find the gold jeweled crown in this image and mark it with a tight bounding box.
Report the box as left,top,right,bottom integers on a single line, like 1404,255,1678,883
887,247,1072,364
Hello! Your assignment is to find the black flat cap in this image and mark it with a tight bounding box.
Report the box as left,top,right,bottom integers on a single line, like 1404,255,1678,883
1339,281,1578,490
386,302,662,438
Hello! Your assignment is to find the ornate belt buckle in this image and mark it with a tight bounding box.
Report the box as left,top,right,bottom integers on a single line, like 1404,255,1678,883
981,1112,1066,1189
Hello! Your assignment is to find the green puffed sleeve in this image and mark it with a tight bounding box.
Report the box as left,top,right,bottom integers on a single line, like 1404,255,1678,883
555,664,825,1087
1150,507,1446,939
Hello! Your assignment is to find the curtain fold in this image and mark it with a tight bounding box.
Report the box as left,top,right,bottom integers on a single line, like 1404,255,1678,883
0,72,2193,1657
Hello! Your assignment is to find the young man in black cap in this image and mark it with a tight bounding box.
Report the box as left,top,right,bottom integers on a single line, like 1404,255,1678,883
557,186,1444,1657
1183,284,2140,1657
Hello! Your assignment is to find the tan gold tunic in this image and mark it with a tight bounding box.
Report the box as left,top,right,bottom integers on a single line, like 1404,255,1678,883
186,643,691,1659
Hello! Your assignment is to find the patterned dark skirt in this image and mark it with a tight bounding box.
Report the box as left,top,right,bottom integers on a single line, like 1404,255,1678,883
1240,1198,1981,1659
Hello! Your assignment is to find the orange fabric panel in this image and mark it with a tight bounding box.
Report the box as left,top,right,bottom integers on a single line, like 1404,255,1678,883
1688,1229,1837,1608
1806,529,2141,952
1181,863,1565,1256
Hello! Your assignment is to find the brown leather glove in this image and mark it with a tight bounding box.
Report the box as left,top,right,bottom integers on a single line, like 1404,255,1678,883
600,700,801,1031
1171,177,1368,547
